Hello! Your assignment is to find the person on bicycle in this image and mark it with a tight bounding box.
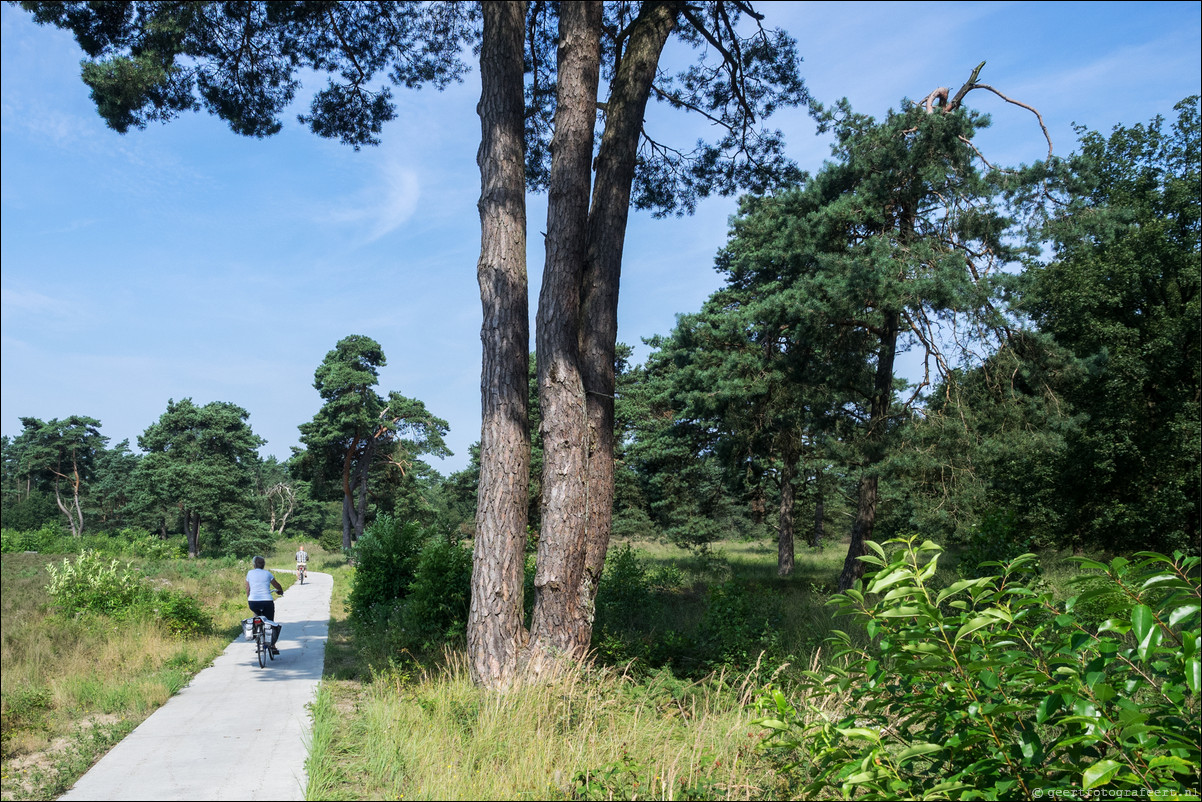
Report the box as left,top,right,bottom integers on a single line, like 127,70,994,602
245,556,283,655
295,544,309,581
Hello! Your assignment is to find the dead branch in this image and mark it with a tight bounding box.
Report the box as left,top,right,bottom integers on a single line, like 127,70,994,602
920,61,1053,159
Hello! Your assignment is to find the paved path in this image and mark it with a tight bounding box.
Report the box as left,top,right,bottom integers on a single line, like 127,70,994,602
60,569,333,801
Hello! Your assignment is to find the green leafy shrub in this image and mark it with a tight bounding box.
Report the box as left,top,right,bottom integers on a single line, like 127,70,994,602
1,684,54,758
151,588,212,636
133,533,187,561
318,527,343,553
755,537,1201,799
596,544,651,631
699,580,783,669
955,509,1033,577
396,535,473,650
346,515,427,624
44,550,210,635
46,551,150,617
1,524,68,554
211,522,274,558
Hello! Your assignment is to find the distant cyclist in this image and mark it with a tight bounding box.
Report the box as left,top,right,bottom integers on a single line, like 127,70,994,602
245,556,283,655
295,544,309,582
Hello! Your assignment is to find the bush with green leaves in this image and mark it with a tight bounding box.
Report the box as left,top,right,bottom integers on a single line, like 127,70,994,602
699,580,783,670
756,537,1200,799
46,550,150,616
346,514,429,625
596,543,652,631
1,524,69,554
45,550,211,635
395,534,473,650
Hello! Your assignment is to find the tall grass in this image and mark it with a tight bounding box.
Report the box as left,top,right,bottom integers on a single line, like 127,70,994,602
309,653,794,800
305,536,859,800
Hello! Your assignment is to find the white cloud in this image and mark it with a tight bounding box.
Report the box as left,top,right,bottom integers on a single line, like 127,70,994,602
319,157,421,243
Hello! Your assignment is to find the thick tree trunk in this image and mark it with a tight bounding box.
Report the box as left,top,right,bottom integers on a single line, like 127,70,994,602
571,0,681,655
778,456,796,577
838,312,899,592
529,0,603,666
468,0,531,690
839,473,879,590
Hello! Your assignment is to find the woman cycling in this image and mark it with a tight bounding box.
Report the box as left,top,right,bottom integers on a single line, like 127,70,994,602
245,556,283,655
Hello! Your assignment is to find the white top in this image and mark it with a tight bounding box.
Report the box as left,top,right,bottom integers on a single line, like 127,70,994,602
246,568,275,601
295,551,308,564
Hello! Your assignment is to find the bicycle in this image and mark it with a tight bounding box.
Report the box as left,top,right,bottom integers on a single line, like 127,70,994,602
244,588,282,669
250,615,275,667
296,563,307,585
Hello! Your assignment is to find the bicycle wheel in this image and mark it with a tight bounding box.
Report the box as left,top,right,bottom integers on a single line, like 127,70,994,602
257,632,267,668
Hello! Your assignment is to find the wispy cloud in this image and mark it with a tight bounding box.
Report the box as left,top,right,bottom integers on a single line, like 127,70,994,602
0,287,71,317
319,157,421,243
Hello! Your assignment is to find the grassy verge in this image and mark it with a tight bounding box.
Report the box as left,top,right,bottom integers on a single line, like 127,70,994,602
305,535,1116,800
0,545,302,801
304,537,853,800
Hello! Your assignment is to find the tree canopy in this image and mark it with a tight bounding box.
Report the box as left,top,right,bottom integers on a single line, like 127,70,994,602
297,334,451,549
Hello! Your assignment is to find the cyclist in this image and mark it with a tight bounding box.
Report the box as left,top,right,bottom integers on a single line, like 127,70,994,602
245,556,283,655
295,544,309,582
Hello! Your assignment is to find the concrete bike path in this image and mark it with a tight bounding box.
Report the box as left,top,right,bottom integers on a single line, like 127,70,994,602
60,568,333,801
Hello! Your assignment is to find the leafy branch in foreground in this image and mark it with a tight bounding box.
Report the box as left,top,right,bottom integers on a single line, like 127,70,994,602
755,537,1200,799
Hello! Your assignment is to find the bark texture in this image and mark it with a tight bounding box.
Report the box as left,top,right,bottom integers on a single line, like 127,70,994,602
469,0,531,690
571,0,681,655
530,0,603,665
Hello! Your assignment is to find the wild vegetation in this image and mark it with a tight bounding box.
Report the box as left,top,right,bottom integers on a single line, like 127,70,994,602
3,1,1199,798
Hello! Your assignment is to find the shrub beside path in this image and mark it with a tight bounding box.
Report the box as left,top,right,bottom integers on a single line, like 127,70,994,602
60,569,333,801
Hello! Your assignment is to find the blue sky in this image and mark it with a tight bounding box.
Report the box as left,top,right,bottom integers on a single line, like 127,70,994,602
3,1,1199,474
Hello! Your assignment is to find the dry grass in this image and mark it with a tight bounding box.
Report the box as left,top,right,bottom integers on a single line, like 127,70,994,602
309,652,795,800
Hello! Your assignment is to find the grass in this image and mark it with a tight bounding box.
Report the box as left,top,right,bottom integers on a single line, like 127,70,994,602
306,653,792,800
0,544,304,801
3,531,1115,800
304,533,1119,800
303,535,863,800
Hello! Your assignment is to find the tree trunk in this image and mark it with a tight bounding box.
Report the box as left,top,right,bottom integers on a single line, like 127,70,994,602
529,0,603,666
341,494,354,550
52,477,79,537
839,473,879,590
468,0,531,690
70,462,85,536
812,476,825,549
750,483,767,525
341,441,355,549
571,0,681,655
778,455,796,577
838,311,899,592
185,509,200,558
353,455,370,541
